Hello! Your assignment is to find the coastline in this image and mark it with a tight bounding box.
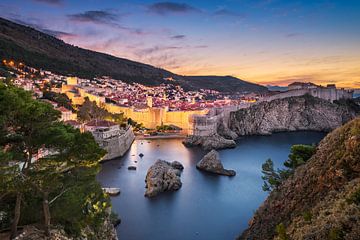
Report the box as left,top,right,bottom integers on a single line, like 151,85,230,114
135,134,186,140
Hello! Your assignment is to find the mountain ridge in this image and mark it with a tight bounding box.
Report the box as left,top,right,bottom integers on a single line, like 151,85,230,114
0,17,267,93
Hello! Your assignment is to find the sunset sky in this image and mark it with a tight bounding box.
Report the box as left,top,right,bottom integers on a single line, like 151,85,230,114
1,0,359,88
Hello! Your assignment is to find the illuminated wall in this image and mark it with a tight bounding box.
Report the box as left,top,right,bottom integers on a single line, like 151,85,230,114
62,84,209,134
66,77,78,86
77,88,105,105
105,103,208,133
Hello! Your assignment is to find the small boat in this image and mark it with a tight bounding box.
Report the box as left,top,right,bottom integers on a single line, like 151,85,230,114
102,188,121,196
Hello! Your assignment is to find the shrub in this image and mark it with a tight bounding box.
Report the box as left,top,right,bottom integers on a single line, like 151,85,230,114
275,223,289,240
328,227,344,240
346,188,360,205
302,211,312,222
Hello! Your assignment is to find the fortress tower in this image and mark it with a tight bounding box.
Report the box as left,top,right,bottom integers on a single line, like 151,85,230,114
66,77,78,86
147,96,153,108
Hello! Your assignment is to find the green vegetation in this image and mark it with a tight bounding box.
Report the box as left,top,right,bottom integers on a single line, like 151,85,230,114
42,91,74,111
127,118,145,131
334,98,360,113
261,159,288,192
77,97,127,127
284,144,316,171
302,211,312,222
346,188,360,205
275,223,289,240
0,83,109,238
77,97,109,123
156,124,180,132
262,144,316,192
328,228,344,240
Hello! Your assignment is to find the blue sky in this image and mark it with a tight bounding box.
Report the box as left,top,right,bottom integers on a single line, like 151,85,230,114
1,0,360,87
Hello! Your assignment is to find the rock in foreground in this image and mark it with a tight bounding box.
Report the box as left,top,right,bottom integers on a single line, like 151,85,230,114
196,150,236,176
183,134,236,150
145,160,184,197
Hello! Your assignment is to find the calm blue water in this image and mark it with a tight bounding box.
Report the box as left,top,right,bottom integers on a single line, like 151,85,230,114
97,131,326,240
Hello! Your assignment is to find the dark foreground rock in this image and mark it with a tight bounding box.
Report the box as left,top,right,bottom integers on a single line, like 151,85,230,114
145,160,184,197
1,209,119,240
183,134,236,150
196,150,236,176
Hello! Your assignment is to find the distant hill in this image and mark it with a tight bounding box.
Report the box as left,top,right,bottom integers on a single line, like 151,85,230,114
0,17,267,94
183,75,268,93
266,85,288,92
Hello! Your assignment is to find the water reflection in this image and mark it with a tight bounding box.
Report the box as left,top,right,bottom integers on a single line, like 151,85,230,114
97,131,326,240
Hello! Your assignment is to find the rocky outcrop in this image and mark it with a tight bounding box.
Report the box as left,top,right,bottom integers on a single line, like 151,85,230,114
196,150,236,176
171,161,184,170
239,117,360,240
217,121,238,140
230,95,359,136
5,211,119,240
145,160,184,197
183,134,236,150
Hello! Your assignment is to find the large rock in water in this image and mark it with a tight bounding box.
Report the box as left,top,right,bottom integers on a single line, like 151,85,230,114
145,160,184,197
196,150,236,176
183,134,236,150
230,95,360,136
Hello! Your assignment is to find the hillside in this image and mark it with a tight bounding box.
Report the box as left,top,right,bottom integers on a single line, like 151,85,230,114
239,117,360,239
0,17,267,93
266,85,288,92
182,75,268,93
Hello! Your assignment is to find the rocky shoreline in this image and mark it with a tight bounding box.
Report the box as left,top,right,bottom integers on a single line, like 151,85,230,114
183,96,359,150
182,134,236,150
2,211,119,240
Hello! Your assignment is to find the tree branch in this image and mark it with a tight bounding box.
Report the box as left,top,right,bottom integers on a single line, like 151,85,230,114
49,187,72,205
0,192,8,201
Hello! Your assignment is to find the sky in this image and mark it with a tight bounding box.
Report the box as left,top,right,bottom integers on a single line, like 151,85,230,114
1,0,360,88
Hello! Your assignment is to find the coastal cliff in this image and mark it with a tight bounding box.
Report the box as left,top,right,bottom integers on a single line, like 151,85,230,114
239,117,360,240
230,95,359,136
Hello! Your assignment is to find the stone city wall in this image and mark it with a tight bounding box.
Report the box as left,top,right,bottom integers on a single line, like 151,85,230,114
96,126,135,160
189,103,251,136
105,103,208,134
258,88,353,103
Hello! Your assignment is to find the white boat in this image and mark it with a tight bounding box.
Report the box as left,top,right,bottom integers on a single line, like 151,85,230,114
102,187,121,196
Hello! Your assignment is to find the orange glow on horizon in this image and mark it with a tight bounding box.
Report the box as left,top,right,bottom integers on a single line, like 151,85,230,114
168,57,360,89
